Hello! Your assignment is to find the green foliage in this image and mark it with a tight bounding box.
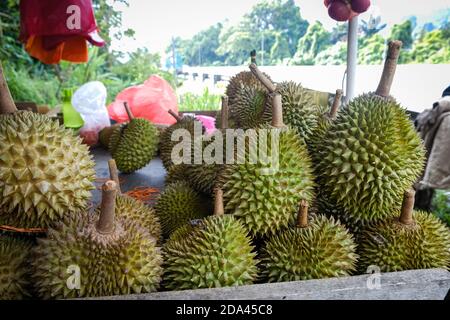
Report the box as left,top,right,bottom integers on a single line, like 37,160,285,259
358,34,385,65
407,29,450,64
389,20,414,49
432,190,450,227
178,87,221,111
292,22,331,65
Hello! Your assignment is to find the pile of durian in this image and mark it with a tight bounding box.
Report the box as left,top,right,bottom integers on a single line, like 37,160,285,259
0,41,449,300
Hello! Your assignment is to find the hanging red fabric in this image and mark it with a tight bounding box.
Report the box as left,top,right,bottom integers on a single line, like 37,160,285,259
19,0,105,64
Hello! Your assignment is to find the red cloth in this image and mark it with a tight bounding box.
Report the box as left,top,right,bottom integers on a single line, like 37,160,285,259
20,0,105,64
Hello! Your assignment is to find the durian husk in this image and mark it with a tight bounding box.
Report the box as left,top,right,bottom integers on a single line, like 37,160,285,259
260,215,358,282
99,123,122,150
0,111,95,229
226,71,272,106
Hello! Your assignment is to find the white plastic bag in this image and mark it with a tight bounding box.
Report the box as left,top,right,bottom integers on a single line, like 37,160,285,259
72,81,110,146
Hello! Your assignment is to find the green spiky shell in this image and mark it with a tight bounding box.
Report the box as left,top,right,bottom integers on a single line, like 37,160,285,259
0,235,33,300
261,215,358,282
230,85,272,129
358,211,450,272
277,81,322,143
155,182,212,237
226,71,271,106
31,211,163,299
111,118,159,173
115,195,161,243
221,126,315,236
108,123,126,154
316,94,426,227
99,123,121,150
163,215,259,290
159,116,204,170
165,164,190,185
0,111,95,229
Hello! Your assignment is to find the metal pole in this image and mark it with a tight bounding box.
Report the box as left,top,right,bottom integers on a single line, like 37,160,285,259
345,16,359,104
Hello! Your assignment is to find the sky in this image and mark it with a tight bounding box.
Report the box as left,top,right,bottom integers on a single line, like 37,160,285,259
111,0,450,55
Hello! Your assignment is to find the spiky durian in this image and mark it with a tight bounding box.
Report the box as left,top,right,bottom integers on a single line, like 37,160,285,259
99,123,122,150
165,163,190,185
155,181,212,237
230,85,272,129
358,190,450,272
31,181,163,299
159,113,204,170
0,111,95,229
226,71,271,106
163,188,259,290
221,125,315,236
315,41,426,229
261,202,358,282
0,235,33,300
111,115,159,173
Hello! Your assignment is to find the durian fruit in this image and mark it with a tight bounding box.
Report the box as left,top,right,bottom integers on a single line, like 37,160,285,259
163,188,259,290
0,235,33,300
358,189,450,272
99,123,122,150
0,64,95,229
315,41,426,230
108,123,126,154
107,159,162,242
155,181,212,237
110,103,159,173
32,180,163,299
261,201,358,282
221,86,315,237
226,70,272,106
159,110,204,170
165,163,190,185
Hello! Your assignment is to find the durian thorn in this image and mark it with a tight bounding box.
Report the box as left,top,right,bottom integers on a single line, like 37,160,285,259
123,102,135,120
296,200,309,228
0,62,18,114
221,96,229,130
271,93,285,128
96,180,117,234
168,109,182,122
108,159,122,194
375,40,402,98
249,63,277,93
329,89,343,120
214,187,224,216
399,189,415,225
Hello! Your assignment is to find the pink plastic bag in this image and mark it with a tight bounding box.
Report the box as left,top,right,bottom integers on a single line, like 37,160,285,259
108,75,178,125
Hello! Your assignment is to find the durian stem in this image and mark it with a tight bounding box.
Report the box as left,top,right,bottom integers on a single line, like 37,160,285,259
250,50,257,64
96,180,117,234
221,96,229,130
214,188,224,216
399,189,415,225
108,159,121,194
375,40,402,98
271,93,285,128
123,102,134,120
168,109,182,122
296,200,309,228
0,62,17,114
249,63,277,93
329,89,343,119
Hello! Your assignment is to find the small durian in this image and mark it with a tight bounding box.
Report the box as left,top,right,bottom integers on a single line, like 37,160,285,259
110,103,159,173
226,70,271,106
32,180,163,299
163,188,259,290
221,81,315,237
230,85,272,129
155,181,212,237
99,123,122,150
0,63,95,229
358,189,450,272
159,110,204,170
315,41,426,229
261,201,358,282
165,163,190,185
0,235,33,300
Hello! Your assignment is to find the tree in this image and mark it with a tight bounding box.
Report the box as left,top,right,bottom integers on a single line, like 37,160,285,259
270,32,291,64
408,29,450,64
358,34,385,65
389,20,413,49
360,14,386,37
292,21,331,65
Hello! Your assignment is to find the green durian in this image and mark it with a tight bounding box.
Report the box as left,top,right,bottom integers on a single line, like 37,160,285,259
99,123,122,150
358,190,450,272
261,202,358,282
159,113,204,170
165,163,190,185
155,181,212,237
221,125,315,236
0,235,33,300
0,111,95,229
163,189,259,290
315,41,426,228
31,181,163,299
111,117,159,173
226,70,271,106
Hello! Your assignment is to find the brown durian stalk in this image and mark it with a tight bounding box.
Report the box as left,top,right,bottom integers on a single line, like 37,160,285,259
0,62,18,114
